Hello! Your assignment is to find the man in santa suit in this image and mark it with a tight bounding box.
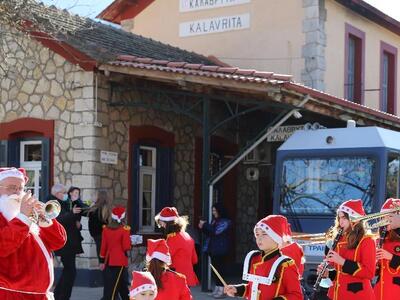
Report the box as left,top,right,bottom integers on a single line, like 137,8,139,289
0,167,67,300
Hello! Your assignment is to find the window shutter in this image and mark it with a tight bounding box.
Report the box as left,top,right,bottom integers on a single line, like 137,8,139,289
40,138,50,202
7,139,20,167
0,140,8,167
131,144,140,232
156,146,174,213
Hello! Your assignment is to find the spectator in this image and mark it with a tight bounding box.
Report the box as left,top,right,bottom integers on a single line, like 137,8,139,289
87,190,112,261
48,183,84,300
100,206,131,300
155,207,199,286
198,202,232,299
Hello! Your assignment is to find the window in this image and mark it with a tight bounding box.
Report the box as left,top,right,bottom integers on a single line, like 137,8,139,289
139,146,156,232
279,156,375,215
380,42,397,114
386,154,399,199
20,141,42,199
345,24,365,104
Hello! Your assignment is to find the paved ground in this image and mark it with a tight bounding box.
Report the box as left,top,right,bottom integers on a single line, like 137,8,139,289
71,285,238,299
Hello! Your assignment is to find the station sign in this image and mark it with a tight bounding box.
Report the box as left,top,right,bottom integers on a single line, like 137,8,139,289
180,0,250,12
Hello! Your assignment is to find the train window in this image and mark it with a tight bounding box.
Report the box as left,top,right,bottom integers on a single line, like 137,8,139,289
386,154,399,199
279,157,375,215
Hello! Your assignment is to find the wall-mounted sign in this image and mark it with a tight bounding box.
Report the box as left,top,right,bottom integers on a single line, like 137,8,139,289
267,125,304,142
179,13,250,37
100,150,118,165
180,0,251,12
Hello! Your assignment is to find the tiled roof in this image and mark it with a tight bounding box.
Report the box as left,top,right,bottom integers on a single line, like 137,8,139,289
15,1,215,65
109,55,293,83
104,55,400,127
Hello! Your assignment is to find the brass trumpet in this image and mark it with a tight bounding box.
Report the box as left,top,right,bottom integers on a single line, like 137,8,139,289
350,206,400,230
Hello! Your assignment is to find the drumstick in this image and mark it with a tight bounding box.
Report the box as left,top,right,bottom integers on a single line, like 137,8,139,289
210,263,228,287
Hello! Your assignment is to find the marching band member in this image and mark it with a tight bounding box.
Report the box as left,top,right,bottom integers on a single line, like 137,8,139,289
155,207,199,286
0,167,67,300
145,239,192,300
129,271,157,300
280,218,305,278
225,215,303,300
374,198,400,300
319,199,375,300
100,206,131,300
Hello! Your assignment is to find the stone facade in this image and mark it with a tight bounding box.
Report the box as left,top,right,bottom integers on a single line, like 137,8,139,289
302,0,327,91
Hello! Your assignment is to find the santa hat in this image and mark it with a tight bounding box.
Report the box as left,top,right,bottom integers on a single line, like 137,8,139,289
146,239,171,265
254,215,290,246
381,198,400,212
111,206,126,223
155,207,179,222
0,167,28,184
129,271,157,298
337,199,366,218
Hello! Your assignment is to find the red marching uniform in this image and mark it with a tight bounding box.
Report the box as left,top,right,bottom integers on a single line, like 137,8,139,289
100,224,131,266
281,242,305,278
374,198,400,300
235,249,302,300
166,231,199,286
155,269,192,300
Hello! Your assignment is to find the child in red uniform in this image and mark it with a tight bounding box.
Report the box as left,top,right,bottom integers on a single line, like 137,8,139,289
146,239,192,300
155,207,199,286
280,217,305,278
100,206,132,300
374,198,400,300
317,199,375,300
225,215,303,300
129,271,157,300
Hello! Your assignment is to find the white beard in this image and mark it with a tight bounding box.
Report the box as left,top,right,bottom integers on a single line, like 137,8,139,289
0,194,21,221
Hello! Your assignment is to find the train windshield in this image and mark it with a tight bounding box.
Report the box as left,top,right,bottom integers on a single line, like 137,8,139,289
279,156,375,215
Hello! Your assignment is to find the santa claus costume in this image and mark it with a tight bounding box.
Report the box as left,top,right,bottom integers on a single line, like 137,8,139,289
155,207,199,286
129,271,157,300
374,198,400,300
230,215,303,300
0,167,67,300
100,206,131,300
146,239,192,300
327,199,375,300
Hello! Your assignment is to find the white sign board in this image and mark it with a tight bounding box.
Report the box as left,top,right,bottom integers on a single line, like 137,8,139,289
180,0,250,12
267,125,304,142
303,243,325,257
179,13,250,37
100,151,118,165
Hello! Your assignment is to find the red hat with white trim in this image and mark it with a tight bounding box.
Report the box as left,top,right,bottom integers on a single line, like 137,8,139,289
381,198,400,212
129,271,157,298
156,207,179,222
0,167,28,184
337,199,366,218
146,239,171,265
254,215,290,247
111,206,126,223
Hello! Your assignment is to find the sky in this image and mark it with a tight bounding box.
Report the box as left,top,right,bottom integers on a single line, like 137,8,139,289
39,0,400,22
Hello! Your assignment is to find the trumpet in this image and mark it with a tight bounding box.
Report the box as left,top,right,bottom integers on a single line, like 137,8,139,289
350,206,400,230
10,194,61,224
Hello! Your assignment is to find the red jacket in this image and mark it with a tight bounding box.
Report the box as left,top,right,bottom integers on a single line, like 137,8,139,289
100,225,131,266
166,231,199,286
0,213,66,299
281,242,305,277
236,249,303,300
155,269,192,300
327,234,375,300
374,233,400,300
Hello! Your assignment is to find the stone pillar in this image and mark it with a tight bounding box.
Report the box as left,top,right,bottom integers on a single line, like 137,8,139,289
301,0,327,91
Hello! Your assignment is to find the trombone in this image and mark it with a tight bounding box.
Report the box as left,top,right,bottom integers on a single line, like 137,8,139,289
292,229,334,246
350,206,400,230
